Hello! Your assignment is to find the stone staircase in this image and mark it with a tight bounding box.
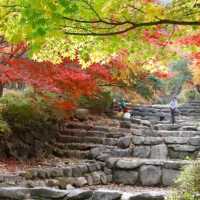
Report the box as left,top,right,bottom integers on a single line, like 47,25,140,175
130,101,200,121
1,101,200,200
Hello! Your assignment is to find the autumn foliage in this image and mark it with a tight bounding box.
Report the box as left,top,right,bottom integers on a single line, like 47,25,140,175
0,43,123,110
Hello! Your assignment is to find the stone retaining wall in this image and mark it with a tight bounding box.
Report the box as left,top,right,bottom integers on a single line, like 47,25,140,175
132,135,200,159
0,161,112,189
107,158,190,186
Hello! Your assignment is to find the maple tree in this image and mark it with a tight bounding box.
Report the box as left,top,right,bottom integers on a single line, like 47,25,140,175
0,0,199,107
0,40,166,109
0,0,199,65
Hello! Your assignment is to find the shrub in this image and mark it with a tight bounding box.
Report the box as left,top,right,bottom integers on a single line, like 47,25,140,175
79,91,113,113
0,91,57,135
167,160,200,200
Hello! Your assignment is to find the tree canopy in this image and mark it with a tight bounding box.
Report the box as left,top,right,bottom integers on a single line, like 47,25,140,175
0,0,200,108
0,0,199,65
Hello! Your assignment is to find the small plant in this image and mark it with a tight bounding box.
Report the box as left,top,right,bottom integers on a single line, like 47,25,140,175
167,160,200,200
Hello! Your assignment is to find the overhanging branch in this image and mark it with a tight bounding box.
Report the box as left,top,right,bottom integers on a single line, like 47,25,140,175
64,19,200,36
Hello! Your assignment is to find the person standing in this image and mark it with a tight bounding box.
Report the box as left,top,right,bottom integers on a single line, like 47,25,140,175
169,96,178,124
119,98,128,113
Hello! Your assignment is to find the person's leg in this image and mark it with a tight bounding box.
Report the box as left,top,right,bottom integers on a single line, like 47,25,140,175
170,108,174,124
172,109,175,124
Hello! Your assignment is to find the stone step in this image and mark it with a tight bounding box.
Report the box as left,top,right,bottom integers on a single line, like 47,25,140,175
0,160,113,189
65,122,110,132
107,157,191,187
0,187,167,200
55,142,110,151
56,135,118,146
133,135,200,145
60,129,107,137
154,124,200,131
60,128,127,138
150,130,200,137
132,135,200,159
53,148,90,159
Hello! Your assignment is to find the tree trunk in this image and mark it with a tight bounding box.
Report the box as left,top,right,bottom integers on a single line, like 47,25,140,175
0,84,4,97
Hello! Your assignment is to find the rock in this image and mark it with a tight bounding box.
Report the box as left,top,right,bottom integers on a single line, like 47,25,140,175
49,168,64,178
91,172,101,185
57,177,76,189
25,169,38,179
113,170,138,185
107,175,112,183
104,167,112,175
169,145,197,152
96,153,110,162
74,177,87,187
131,118,141,124
165,137,188,144
139,165,161,186
88,164,97,173
120,121,132,129
89,147,102,159
79,165,88,174
30,187,69,198
150,144,168,159
46,179,59,187
72,166,82,177
106,158,119,168
141,120,152,127
63,167,73,177
85,174,93,186
144,137,163,145
25,180,37,188
66,184,75,190
162,169,180,186
66,189,93,200
116,159,143,169
133,146,150,158
75,108,89,121
132,136,144,145
100,173,108,185
92,191,122,200
118,137,131,149
24,180,46,188
37,169,47,179
111,149,131,157
164,160,190,169
168,149,192,159
189,137,200,146
129,191,165,200
0,187,30,199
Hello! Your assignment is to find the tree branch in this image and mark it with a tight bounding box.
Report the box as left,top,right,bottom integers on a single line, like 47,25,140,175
64,19,200,36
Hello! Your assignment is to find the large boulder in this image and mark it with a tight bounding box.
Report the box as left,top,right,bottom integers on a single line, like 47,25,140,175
150,144,168,159
75,108,89,121
0,187,30,199
92,191,122,200
30,187,69,198
66,189,93,200
129,191,165,200
118,137,131,149
162,169,180,186
133,146,151,158
139,165,161,186
120,121,132,129
116,159,143,169
113,170,138,185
